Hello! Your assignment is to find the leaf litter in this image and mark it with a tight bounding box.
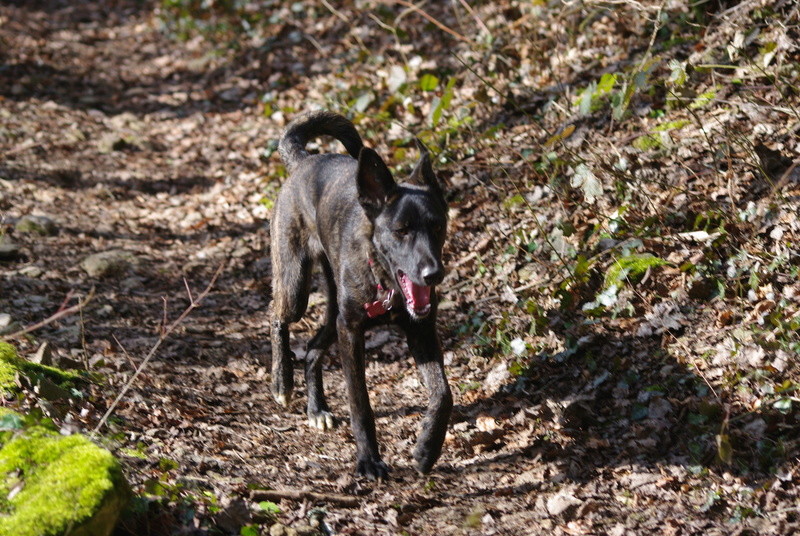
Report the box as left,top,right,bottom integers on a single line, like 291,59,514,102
1,0,800,534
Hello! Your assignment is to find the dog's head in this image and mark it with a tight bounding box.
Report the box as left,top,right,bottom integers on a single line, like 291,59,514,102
357,141,447,320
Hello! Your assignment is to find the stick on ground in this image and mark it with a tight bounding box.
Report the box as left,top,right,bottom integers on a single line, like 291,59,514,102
251,489,361,508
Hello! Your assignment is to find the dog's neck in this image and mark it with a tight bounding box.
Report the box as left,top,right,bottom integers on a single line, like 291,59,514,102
367,254,392,291
365,252,395,318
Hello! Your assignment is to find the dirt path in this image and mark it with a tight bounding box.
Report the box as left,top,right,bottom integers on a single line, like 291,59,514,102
2,1,799,535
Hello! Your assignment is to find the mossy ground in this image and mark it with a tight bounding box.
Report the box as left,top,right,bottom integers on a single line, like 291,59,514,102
0,341,82,395
0,342,19,393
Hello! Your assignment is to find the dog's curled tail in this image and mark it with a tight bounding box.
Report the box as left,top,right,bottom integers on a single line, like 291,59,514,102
278,111,363,172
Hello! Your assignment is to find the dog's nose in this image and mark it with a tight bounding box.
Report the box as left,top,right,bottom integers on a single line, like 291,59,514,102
421,264,444,286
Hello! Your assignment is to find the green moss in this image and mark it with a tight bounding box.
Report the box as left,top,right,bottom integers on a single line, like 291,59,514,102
605,253,668,287
0,342,20,393
653,119,691,131
632,133,662,151
0,416,128,536
0,341,82,395
0,359,17,393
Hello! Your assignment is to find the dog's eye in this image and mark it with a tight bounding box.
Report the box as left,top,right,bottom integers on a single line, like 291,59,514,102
394,227,409,237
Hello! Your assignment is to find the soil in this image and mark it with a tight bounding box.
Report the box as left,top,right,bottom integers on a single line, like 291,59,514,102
1,1,799,535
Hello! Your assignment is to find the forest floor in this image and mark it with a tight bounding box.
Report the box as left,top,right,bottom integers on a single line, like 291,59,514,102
1,0,799,535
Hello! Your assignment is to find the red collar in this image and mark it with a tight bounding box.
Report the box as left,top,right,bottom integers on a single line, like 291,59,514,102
364,284,394,318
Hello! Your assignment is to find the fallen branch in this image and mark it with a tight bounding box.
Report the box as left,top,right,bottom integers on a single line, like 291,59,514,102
93,263,225,432
251,488,361,508
381,0,471,43
1,287,96,341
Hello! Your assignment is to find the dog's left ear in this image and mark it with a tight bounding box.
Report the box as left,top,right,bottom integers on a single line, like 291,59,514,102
357,147,397,217
409,138,446,209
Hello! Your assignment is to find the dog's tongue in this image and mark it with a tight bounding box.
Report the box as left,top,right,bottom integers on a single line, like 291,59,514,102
409,280,431,308
399,272,431,311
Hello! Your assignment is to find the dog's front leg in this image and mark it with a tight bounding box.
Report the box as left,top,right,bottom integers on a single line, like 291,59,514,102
336,313,389,480
402,316,453,474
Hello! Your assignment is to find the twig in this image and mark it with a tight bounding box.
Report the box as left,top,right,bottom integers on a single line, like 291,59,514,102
1,287,96,340
379,0,471,43
251,488,360,508
184,277,194,304
93,263,225,432
112,334,139,372
160,296,168,336
1,139,41,158
456,0,490,37
319,0,368,52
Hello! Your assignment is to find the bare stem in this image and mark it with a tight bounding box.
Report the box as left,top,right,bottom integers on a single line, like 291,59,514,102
1,287,96,340
93,263,225,433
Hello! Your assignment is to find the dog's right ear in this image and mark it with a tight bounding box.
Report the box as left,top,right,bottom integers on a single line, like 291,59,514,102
357,147,397,217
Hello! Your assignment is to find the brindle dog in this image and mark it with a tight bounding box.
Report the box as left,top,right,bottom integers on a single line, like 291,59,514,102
270,111,452,479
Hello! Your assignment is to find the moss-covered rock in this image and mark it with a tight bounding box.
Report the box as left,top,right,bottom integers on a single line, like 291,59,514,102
80,250,136,278
15,215,58,236
0,408,130,536
0,342,20,394
0,342,82,397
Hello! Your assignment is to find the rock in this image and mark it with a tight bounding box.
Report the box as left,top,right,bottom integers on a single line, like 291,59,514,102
0,241,22,261
0,314,20,336
647,397,672,421
15,215,57,236
97,132,143,153
546,491,582,518
35,377,72,401
294,524,320,536
484,362,511,395
270,523,299,536
120,276,145,292
31,342,53,366
81,250,136,278
18,265,43,278
0,407,130,536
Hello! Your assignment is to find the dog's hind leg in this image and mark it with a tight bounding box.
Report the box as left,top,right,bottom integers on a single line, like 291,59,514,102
270,222,313,407
304,259,337,430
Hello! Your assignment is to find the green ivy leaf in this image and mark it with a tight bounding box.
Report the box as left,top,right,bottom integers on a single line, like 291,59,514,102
419,73,440,91
597,73,617,93
0,412,23,431
259,501,281,515
668,59,687,87
773,397,792,414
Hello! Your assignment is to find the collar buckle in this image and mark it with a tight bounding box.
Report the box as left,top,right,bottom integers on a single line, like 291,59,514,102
364,285,395,318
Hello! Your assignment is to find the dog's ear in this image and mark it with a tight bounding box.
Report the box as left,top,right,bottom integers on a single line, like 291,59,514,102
357,147,397,216
409,138,446,209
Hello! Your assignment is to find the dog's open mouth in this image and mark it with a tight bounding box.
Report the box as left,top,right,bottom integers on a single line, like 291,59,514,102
397,271,432,317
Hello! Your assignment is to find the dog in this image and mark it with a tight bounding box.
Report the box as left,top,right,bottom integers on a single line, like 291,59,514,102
269,111,452,479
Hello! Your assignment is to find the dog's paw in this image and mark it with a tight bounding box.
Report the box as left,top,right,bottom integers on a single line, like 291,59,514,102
272,391,292,407
412,446,438,475
307,410,335,430
355,457,390,480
